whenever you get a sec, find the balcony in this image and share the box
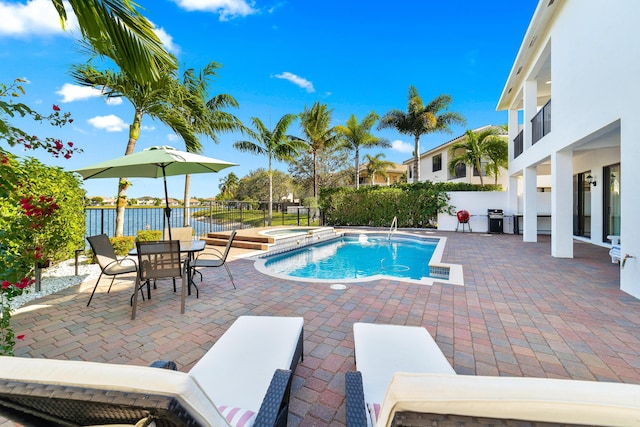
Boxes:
[531,99,551,145]
[514,130,524,158]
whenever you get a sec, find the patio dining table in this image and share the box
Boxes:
[128,240,206,298]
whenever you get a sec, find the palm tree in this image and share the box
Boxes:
[52,0,176,82]
[234,115,305,225]
[70,63,203,236]
[299,102,339,198]
[178,63,244,225]
[218,172,239,199]
[448,127,507,186]
[335,112,389,189]
[482,132,508,185]
[364,153,395,185]
[378,86,465,183]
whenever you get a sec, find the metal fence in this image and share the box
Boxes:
[85,200,320,242]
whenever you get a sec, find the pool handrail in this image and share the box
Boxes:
[387,216,398,240]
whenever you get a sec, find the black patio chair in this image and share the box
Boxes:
[86,234,138,307]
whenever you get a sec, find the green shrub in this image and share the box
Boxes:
[320,181,454,228]
[136,229,162,242]
[110,236,135,256]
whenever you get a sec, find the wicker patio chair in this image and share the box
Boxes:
[132,240,188,320]
[86,233,138,307]
[191,230,237,289]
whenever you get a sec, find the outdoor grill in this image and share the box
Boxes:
[488,209,504,234]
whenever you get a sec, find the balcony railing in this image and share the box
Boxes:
[531,99,551,145]
[514,130,524,158]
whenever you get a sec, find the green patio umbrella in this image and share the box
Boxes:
[74,145,238,239]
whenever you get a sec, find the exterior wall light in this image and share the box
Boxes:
[586,174,597,186]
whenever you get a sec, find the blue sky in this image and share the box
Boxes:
[0,0,538,199]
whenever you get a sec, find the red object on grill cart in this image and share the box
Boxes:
[457,210,470,223]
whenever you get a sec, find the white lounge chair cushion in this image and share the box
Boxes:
[353,323,455,412]
[377,373,640,427]
[189,315,304,412]
[0,356,230,427]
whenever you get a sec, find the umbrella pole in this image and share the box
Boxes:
[162,166,172,240]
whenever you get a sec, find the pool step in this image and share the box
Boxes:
[204,231,272,250]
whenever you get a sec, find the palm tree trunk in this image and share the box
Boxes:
[355,147,360,189]
[413,135,421,183]
[268,156,273,226]
[476,160,484,186]
[115,111,142,237]
[313,150,318,198]
[183,174,191,226]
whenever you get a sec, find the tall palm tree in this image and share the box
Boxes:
[299,102,339,198]
[218,172,239,199]
[70,63,202,236]
[364,153,395,185]
[378,86,466,183]
[335,112,389,189]
[52,0,176,82]
[234,115,305,225]
[178,63,244,225]
[448,127,507,186]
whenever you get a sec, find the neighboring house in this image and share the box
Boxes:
[136,196,157,206]
[496,0,636,297]
[404,125,508,187]
[358,162,408,186]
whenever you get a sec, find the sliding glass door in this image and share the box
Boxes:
[603,163,621,240]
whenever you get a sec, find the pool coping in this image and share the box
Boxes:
[251,231,464,287]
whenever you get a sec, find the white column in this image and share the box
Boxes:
[551,150,573,258]
[522,166,538,242]
[621,120,640,298]
[507,175,520,234]
[523,80,538,150]
[507,109,519,162]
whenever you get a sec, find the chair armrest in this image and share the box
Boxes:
[195,247,224,262]
[345,371,368,427]
[254,369,293,427]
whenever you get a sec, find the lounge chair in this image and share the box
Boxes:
[346,322,640,426]
[0,315,304,427]
[86,233,138,307]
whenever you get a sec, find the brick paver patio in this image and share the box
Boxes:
[3,229,640,426]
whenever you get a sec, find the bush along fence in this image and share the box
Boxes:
[319,182,497,228]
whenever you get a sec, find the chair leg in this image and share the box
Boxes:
[224,264,236,289]
[106,276,117,293]
[131,277,140,320]
[86,273,104,307]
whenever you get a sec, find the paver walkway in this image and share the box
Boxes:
[3,230,640,426]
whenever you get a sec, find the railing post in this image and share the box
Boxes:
[297,208,300,226]
[100,208,105,235]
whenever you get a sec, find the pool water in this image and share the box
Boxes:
[262,234,437,281]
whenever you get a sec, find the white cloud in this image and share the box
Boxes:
[56,83,102,103]
[274,72,315,93]
[141,125,156,131]
[152,23,180,54]
[173,0,256,21]
[391,139,413,154]
[0,0,78,37]
[88,115,128,132]
[105,97,123,106]
[167,134,179,142]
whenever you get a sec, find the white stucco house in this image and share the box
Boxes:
[496,0,638,297]
[405,125,508,188]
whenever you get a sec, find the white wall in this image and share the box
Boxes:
[438,192,508,233]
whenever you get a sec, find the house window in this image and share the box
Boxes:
[453,163,466,178]
[432,154,442,172]
[473,162,488,176]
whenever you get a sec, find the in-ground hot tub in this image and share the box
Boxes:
[259,227,341,255]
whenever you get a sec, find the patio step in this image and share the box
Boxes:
[204,232,271,250]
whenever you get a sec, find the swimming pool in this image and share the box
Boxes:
[255,233,459,284]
